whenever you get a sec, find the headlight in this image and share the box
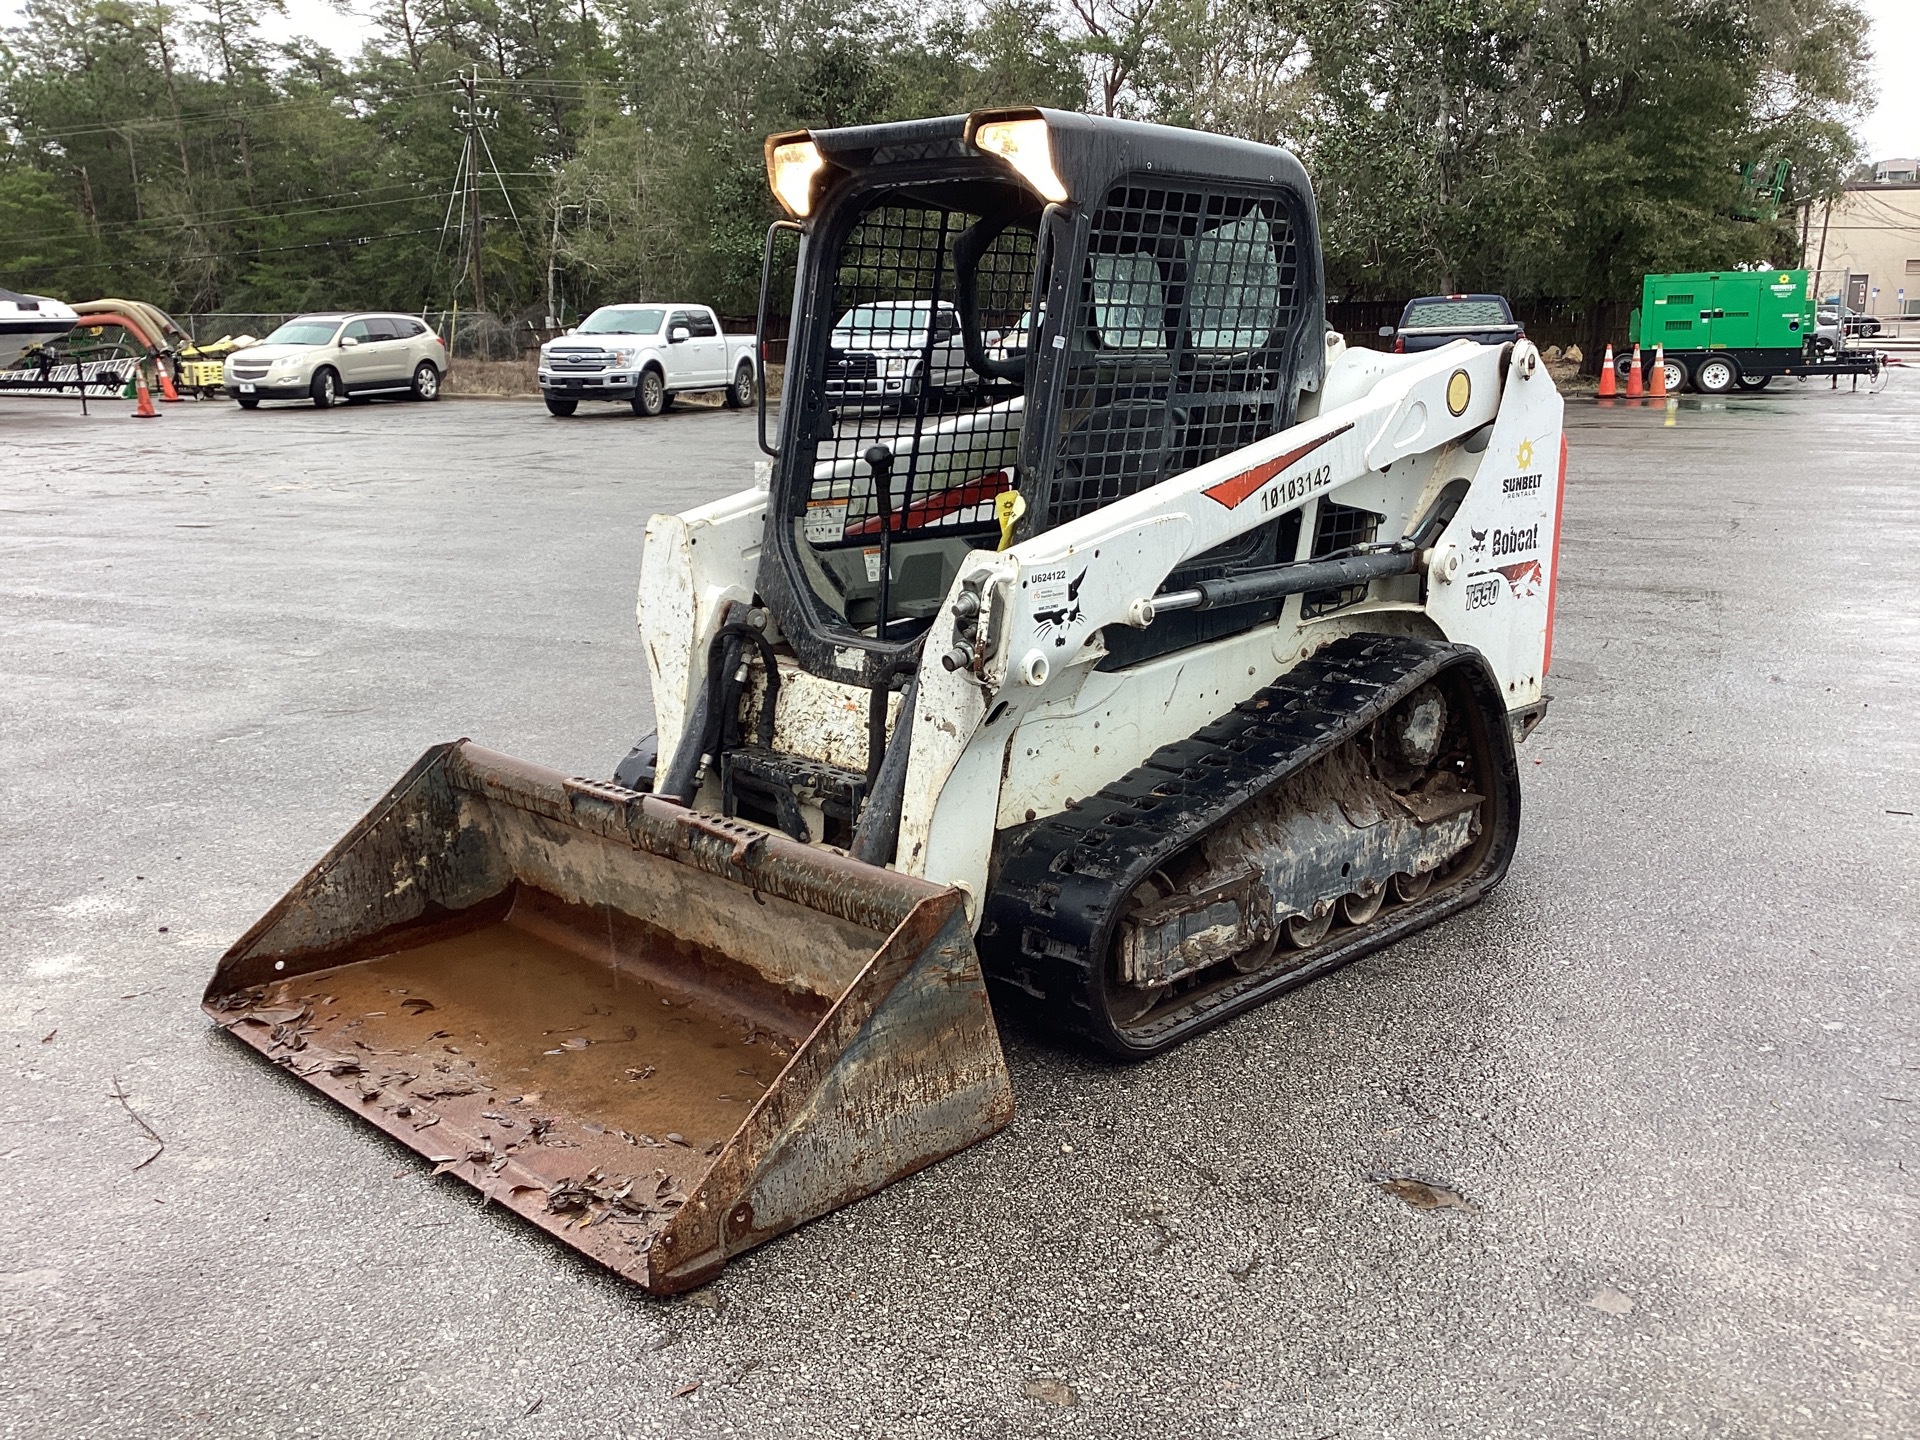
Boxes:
[608,348,638,366]
[765,133,826,218]
[967,112,1068,204]
[879,356,915,377]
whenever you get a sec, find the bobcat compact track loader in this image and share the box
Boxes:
[206,109,1565,1292]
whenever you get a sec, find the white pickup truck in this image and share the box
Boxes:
[538,303,757,418]
[824,300,972,407]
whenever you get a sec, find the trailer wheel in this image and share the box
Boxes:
[236,395,260,410]
[1693,356,1737,394]
[1736,374,1772,392]
[1661,357,1689,394]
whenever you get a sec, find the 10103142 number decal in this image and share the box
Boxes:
[1260,463,1332,512]
[1465,578,1500,612]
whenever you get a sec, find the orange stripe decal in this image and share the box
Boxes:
[1543,432,1568,675]
[1201,424,1353,510]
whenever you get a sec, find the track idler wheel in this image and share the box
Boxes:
[1391,870,1433,902]
[1284,905,1333,948]
[1340,885,1386,925]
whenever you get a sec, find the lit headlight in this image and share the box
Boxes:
[967,112,1068,204]
[765,133,826,218]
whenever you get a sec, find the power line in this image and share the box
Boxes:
[6,186,453,247]
[13,81,460,142]
[3,226,447,276]
[11,75,623,144]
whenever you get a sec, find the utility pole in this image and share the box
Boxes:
[458,70,490,316]
[79,165,99,237]
[547,198,565,329]
[1813,196,1834,305]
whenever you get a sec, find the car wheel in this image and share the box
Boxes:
[1693,356,1737,394]
[410,362,442,401]
[544,396,578,417]
[310,368,339,408]
[633,368,666,417]
[1661,357,1688,394]
[724,361,755,409]
[1736,374,1772,392]
[236,396,260,410]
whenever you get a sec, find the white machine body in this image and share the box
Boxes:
[639,335,1565,917]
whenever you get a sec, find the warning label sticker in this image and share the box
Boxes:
[1029,565,1071,613]
[804,500,848,544]
[863,548,884,584]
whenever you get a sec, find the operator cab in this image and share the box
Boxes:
[756,109,1328,688]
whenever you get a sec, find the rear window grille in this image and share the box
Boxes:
[1301,500,1381,617]
[1033,181,1305,550]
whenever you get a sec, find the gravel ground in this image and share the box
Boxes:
[1,373,1915,1438]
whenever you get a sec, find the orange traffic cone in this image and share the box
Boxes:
[1625,343,1644,399]
[1598,343,1618,398]
[131,362,160,419]
[1649,344,1667,398]
[157,361,182,403]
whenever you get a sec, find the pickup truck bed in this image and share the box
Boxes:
[1386,294,1521,353]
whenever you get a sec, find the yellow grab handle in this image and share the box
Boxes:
[994,490,1027,551]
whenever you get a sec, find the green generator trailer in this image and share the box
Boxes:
[1624,268,1879,394]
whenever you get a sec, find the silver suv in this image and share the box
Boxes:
[225,313,449,408]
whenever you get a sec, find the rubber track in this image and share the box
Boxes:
[977,632,1522,1058]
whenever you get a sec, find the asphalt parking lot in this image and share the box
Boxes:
[3,375,1916,1439]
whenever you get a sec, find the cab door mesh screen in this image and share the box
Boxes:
[803,200,1033,546]
[787,195,1035,635]
[1031,182,1304,553]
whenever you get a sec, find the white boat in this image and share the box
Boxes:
[0,288,79,370]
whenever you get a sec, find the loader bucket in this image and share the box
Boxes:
[203,742,1013,1293]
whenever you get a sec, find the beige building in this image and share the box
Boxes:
[1801,178,1920,317]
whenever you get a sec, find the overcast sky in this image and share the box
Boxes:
[8,0,1919,160]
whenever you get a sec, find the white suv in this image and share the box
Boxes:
[225,313,449,409]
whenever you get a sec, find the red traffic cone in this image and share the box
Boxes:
[131,363,160,419]
[157,361,182,403]
[1625,343,1644,399]
[1649,344,1667,398]
[1598,343,1618,398]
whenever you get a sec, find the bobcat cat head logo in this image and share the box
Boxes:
[1034,568,1087,644]
[1469,527,1489,555]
